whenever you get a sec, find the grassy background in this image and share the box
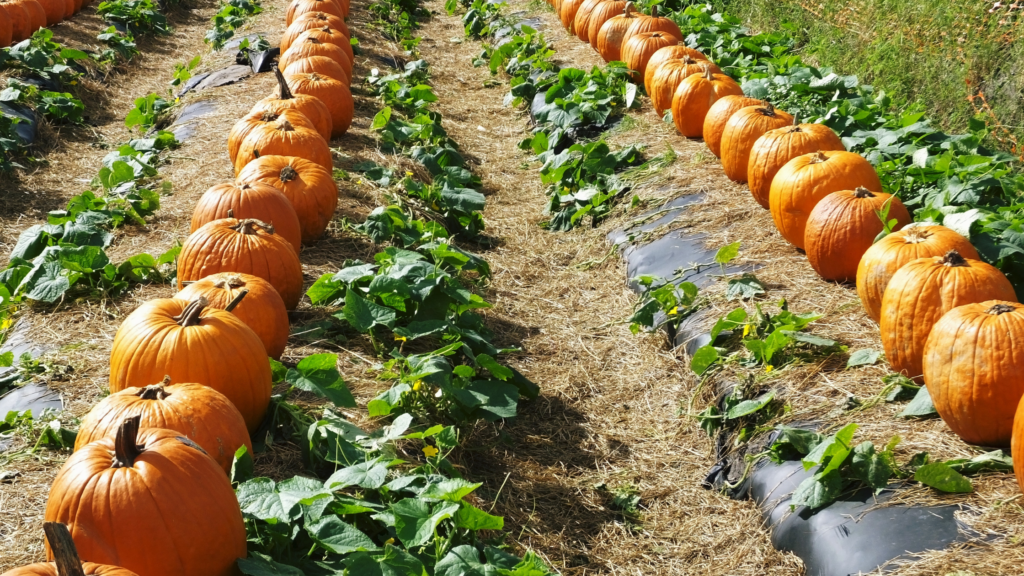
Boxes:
[709,0,1024,155]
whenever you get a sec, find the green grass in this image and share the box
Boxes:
[713,0,1024,154]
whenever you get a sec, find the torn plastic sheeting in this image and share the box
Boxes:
[188,65,253,92]
[241,47,280,74]
[0,102,37,144]
[221,33,268,51]
[607,193,705,247]
[621,228,752,293]
[167,100,218,142]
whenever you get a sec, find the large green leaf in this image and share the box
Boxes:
[915,462,973,493]
[342,287,397,332]
[325,457,390,490]
[392,499,460,548]
[306,515,381,554]
[285,353,355,408]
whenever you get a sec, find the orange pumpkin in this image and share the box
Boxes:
[669,66,742,136]
[747,122,845,208]
[621,31,679,82]
[289,27,354,69]
[278,35,353,78]
[1012,391,1024,491]
[925,301,1024,446]
[768,150,882,249]
[45,418,247,576]
[34,0,60,25]
[2,523,139,576]
[286,0,345,24]
[584,0,625,49]
[880,250,1017,380]
[233,116,333,174]
[177,218,305,310]
[643,45,710,96]
[109,296,273,431]
[0,4,12,48]
[572,0,610,41]
[804,187,911,282]
[60,0,72,19]
[856,225,979,322]
[622,5,682,48]
[595,2,642,62]
[702,95,760,158]
[227,108,319,165]
[236,155,338,244]
[283,54,350,85]
[75,379,252,473]
[253,66,333,142]
[1,2,28,44]
[720,102,795,183]
[282,12,350,53]
[16,0,43,34]
[649,56,721,117]
[190,181,303,253]
[177,273,290,359]
[559,0,586,32]
[284,71,353,138]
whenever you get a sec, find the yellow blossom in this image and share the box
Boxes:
[743,324,751,337]
[69,80,77,85]
[610,101,617,106]
[413,380,423,391]
[406,171,413,176]
[765,365,774,373]
[668,306,678,316]
[385,538,395,545]
[394,335,407,342]
[357,179,363,184]
[422,445,439,457]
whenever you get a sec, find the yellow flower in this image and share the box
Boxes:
[413,380,423,391]
[69,80,77,85]
[765,365,774,373]
[668,306,678,316]
[1,317,12,331]
[357,179,363,184]
[743,324,751,337]
[431,202,440,210]
[394,335,407,342]
[406,171,413,176]
[385,538,395,545]
[610,101,617,106]
[422,445,439,457]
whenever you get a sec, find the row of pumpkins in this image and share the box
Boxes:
[0,0,94,48]
[552,0,1024,490]
[4,0,359,573]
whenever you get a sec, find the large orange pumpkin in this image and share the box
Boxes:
[282,13,350,53]
[880,250,1017,380]
[925,301,1024,447]
[233,116,333,174]
[190,181,302,253]
[75,379,252,473]
[0,5,14,48]
[283,55,350,85]
[236,155,338,244]
[109,296,273,431]
[573,0,612,42]
[747,123,845,208]
[34,0,60,25]
[622,5,682,48]
[227,108,319,166]
[278,35,353,78]
[621,31,679,82]
[2,523,139,576]
[720,103,795,183]
[1,2,28,43]
[45,418,247,576]
[584,0,625,49]
[768,150,882,249]
[177,218,305,310]
[289,27,354,69]
[286,0,345,24]
[856,225,979,322]
[17,0,43,34]
[670,66,742,136]
[643,45,710,96]
[177,272,290,360]
[804,187,911,282]
[253,66,333,143]
[284,71,353,138]
[559,0,586,32]
[595,2,642,62]
[702,95,760,158]
[1012,392,1024,492]
[649,56,721,117]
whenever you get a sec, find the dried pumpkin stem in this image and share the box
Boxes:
[43,522,87,576]
[231,218,275,235]
[988,303,1016,315]
[225,288,250,312]
[758,102,777,117]
[624,2,633,16]
[214,274,246,289]
[809,151,828,164]
[701,65,714,80]
[903,226,931,244]
[174,297,209,327]
[259,111,280,122]
[279,165,298,183]
[651,4,658,17]
[138,382,170,400]
[112,415,144,469]
[854,186,875,198]
[941,250,969,267]
[273,65,294,100]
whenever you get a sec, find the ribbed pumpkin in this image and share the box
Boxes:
[177,218,304,310]
[253,67,333,142]
[284,71,353,138]
[768,151,882,249]
[177,273,290,359]
[880,250,1017,380]
[0,5,12,48]
[622,5,682,47]
[595,2,642,62]
[278,35,353,78]
[572,0,609,41]
[621,31,679,82]
[2,523,139,576]
[281,13,350,53]
[290,27,354,68]
[45,418,247,576]
[75,379,252,473]
[856,225,979,322]
[649,56,721,117]
[227,108,319,165]
[15,0,43,34]
[804,187,911,282]
[924,301,1024,447]
[109,296,273,431]
[584,0,624,48]
[1,2,27,44]
[1012,394,1024,492]
[670,66,742,136]
[643,44,707,92]
[747,122,845,208]
[559,0,586,32]
[236,155,338,244]
[233,116,333,174]
[702,95,760,158]
[35,0,61,25]
[190,181,303,253]
[720,102,795,183]
[60,0,72,19]
[283,54,350,85]
[286,0,345,24]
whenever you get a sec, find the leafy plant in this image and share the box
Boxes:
[206,0,264,50]
[170,54,202,92]
[97,0,171,36]
[97,27,139,64]
[124,93,171,132]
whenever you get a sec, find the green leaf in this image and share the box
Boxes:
[915,462,973,493]
[690,345,719,375]
[419,478,481,502]
[392,499,460,547]
[435,545,491,576]
[237,555,305,576]
[476,353,512,380]
[784,331,837,347]
[714,241,740,265]
[725,274,765,300]
[455,502,504,530]
[725,390,775,419]
[850,442,893,490]
[236,477,331,524]
[21,261,71,303]
[325,457,390,490]
[342,287,397,332]
[230,445,253,484]
[306,515,381,554]
[899,385,938,418]
[790,468,843,509]
[847,349,882,368]
[286,353,356,408]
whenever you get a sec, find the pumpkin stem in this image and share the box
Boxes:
[758,102,777,117]
[624,2,633,16]
[276,119,296,132]
[941,250,969,267]
[112,415,144,469]
[225,288,250,312]
[231,218,276,236]
[43,522,87,576]
[319,25,330,33]
[259,111,280,122]
[987,303,1016,315]
[809,151,828,164]
[137,378,171,401]
[174,297,209,327]
[651,4,657,17]
[854,186,875,198]
[272,65,294,100]
[902,226,931,244]
[279,165,298,183]
[701,64,714,80]
[227,208,235,218]
[214,274,247,289]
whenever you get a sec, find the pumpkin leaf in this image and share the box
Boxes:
[345,545,427,576]
[790,468,843,510]
[434,545,492,576]
[898,385,938,418]
[419,478,481,502]
[237,554,305,576]
[306,515,381,554]
[690,344,719,375]
[847,349,881,368]
[714,241,740,265]
[230,445,253,485]
[915,462,973,493]
[850,441,892,490]
[725,274,765,300]
[342,287,397,333]
[392,499,460,547]
[325,457,391,490]
[455,502,504,531]
[286,353,356,408]
[725,390,775,419]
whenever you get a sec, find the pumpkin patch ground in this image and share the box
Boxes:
[1,0,1024,574]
